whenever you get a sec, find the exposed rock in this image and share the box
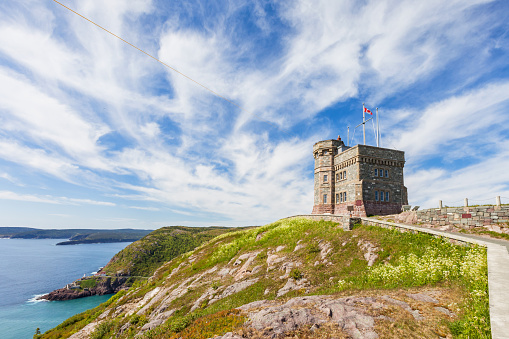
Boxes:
[276,278,310,297]
[357,239,380,266]
[209,278,259,304]
[278,261,301,279]
[212,332,243,339]
[218,267,231,277]
[39,276,129,301]
[407,293,439,303]
[275,245,286,252]
[267,254,286,270]
[239,295,380,339]
[234,251,261,281]
[435,306,456,317]
[293,243,305,252]
[256,232,266,241]
[381,296,423,320]
[251,265,263,275]
[137,287,166,315]
[318,240,332,260]
[141,319,165,331]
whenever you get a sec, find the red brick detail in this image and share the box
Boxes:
[462,214,472,219]
[355,200,363,206]
[312,204,334,214]
[334,203,367,217]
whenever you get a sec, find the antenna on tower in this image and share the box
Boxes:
[376,107,379,147]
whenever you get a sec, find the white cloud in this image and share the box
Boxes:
[128,206,160,211]
[406,145,509,208]
[0,190,115,206]
[384,81,509,160]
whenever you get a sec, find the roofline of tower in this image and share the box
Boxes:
[313,139,344,147]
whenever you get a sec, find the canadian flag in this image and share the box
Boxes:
[364,107,372,115]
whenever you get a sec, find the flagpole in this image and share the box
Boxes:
[376,107,379,147]
[362,103,366,145]
[347,126,350,146]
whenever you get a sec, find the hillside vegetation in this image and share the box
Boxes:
[101,226,252,278]
[37,218,489,339]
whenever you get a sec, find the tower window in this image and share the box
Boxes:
[323,174,328,182]
[386,191,390,202]
[374,169,378,177]
[344,192,347,201]
[385,170,389,178]
[336,193,339,204]
[380,191,384,201]
[336,173,339,181]
[323,194,327,204]
[375,191,379,201]
[379,168,383,177]
[343,171,347,179]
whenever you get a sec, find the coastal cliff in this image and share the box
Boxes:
[39,277,129,301]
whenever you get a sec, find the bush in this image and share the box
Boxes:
[290,269,303,280]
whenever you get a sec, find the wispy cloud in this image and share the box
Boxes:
[0,191,115,206]
[0,0,507,227]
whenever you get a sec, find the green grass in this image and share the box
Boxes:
[79,278,97,289]
[460,228,509,241]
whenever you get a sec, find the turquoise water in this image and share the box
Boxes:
[0,238,131,338]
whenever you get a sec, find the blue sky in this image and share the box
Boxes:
[0,0,508,229]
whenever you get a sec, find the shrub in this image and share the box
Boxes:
[290,269,303,280]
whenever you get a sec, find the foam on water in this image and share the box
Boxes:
[27,294,49,304]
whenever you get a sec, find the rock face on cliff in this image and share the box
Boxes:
[39,277,129,301]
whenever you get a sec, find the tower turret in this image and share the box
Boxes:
[312,138,345,214]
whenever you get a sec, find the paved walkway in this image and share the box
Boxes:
[289,214,509,338]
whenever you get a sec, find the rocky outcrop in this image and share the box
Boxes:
[213,290,454,339]
[357,239,380,266]
[38,277,129,301]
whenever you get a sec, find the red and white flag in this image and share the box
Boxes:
[364,107,372,115]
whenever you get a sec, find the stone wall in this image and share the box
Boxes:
[416,205,509,229]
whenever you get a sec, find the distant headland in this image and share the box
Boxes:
[0,227,152,245]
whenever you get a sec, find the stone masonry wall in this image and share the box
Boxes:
[416,205,509,229]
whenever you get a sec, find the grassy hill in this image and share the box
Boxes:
[36,218,490,339]
[100,226,253,278]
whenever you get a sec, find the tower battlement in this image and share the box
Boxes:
[312,139,408,217]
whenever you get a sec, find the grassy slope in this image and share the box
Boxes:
[101,226,252,277]
[38,218,490,339]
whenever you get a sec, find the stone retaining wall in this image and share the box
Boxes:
[415,205,509,229]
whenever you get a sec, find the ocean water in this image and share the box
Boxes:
[0,238,131,339]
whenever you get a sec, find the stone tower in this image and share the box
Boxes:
[312,137,408,217]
